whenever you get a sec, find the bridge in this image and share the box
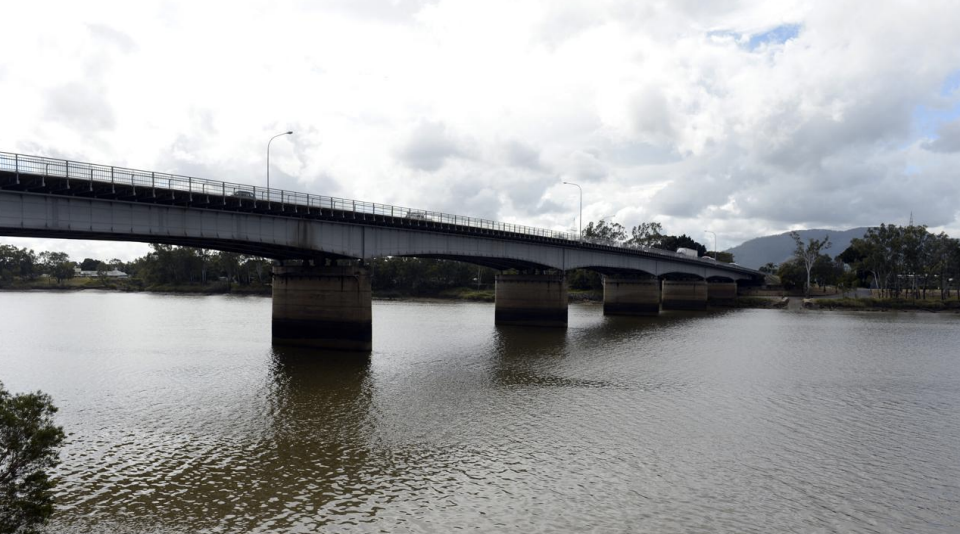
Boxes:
[0,152,762,351]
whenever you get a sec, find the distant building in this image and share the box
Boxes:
[73,266,129,278]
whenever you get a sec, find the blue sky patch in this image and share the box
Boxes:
[913,102,960,139]
[941,69,960,97]
[748,24,801,50]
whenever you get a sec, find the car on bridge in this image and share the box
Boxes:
[405,210,430,221]
[231,190,255,199]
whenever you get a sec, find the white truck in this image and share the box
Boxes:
[676,247,699,258]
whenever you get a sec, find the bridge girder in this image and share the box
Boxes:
[0,187,762,283]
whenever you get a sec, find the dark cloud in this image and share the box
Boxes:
[922,119,960,153]
[44,83,116,131]
[395,121,469,172]
[567,150,607,182]
[502,140,543,170]
[628,86,675,144]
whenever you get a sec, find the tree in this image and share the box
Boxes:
[811,254,842,290]
[776,260,806,291]
[78,258,100,271]
[624,222,663,249]
[96,262,110,286]
[790,231,831,297]
[0,246,38,283]
[0,382,65,534]
[759,263,779,275]
[582,219,626,246]
[37,252,74,286]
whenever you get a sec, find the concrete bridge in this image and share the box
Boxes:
[0,152,762,351]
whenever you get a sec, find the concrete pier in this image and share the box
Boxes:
[661,280,708,310]
[495,273,567,327]
[707,281,738,304]
[272,264,372,351]
[602,276,661,316]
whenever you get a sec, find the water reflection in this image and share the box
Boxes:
[258,347,376,531]
[0,294,954,533]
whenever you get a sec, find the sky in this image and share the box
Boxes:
[2,0,960,261]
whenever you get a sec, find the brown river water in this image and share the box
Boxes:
[1,291,959,533]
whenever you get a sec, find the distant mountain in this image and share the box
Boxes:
[726,227,871,270]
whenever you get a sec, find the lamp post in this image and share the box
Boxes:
[704,230,717,260]
[562,181,582,240]
[267,131,294,190]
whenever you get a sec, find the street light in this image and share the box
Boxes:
[704,230,717,260]
[267,131,294,190]
[562,181,582,240]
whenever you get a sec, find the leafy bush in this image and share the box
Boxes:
[0,382,65,534]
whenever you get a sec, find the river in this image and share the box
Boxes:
[1,291,959,533]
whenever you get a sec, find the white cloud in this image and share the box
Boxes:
[2,0,960,258]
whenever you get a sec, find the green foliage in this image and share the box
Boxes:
[582,219,627,245]
[842,224,960,300]
[776,259,806,291]
[0,246,38,284]
[0,382,66,534]
[37,252,74,286]
[78,258,99,271]
[727,296,780,308]
[758,262,779,274]
[370,257,496,296]
[624,222,664,248]
[131,245,270,287]
[567,269,602,290]
[811,254,843,288]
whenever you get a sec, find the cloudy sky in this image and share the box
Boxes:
[2,0,960,260]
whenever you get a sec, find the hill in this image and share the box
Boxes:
[726,227,870,269]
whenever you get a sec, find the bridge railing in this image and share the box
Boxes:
[0,152,580,242]
[0,151,756,273]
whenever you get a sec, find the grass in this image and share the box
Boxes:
[816,298,960,311]
[437,287,496,302]
[725,296,784,309]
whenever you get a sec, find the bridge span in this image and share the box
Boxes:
[1,152,762,351]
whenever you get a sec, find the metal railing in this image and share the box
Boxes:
[0,151,755,272]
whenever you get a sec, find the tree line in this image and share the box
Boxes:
[0,244,272,288]
[761,224,960,299]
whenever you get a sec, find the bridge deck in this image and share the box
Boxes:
[0,152,759,279]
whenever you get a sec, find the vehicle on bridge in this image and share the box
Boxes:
[404,210,430,221]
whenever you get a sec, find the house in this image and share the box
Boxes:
[73,266,129,278]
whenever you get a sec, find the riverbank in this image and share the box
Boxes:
[808,297,960,312]
[0,278,272,295]
[0,281,791,308]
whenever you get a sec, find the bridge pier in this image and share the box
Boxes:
[661,280,708,310]
[272,264,372,352]
[602,276,660,316]
[495,273,567,327]
[707,282,738,305]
